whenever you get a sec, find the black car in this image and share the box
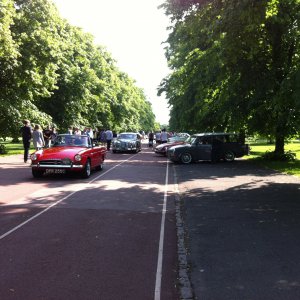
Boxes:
[167,133,249,164]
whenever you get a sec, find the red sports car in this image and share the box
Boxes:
[30,134,106,178]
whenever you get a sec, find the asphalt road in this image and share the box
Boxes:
[0,146,179,300]
[173,160,300,300]
[1,145,300,300]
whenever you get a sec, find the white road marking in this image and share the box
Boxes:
[0,154,139,241]
[154,159,169,300]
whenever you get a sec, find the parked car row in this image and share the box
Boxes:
[29,132,249,179]
[156,132,250,164]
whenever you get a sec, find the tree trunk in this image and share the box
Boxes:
[274,133,284,155]
[238,130,246,144]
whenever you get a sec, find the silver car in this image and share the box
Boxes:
[112,132,142,153]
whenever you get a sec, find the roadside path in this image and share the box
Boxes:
[174,160,300,300]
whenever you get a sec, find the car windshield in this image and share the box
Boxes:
[185,136,197,144]
[53,135,89,147]
[119,133,136,140]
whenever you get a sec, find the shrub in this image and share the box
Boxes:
[0,144,8,154]
[263,150,296,162]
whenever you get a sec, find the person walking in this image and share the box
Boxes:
[32,124,45,150]
[105,128,113,151]
[20,120,32,163]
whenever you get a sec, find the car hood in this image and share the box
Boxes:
[157,141,185,149]
[169,144,191,151]
[36,146,85,160]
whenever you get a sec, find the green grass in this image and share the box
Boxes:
[0,139,35,156]
[245,140,300,178]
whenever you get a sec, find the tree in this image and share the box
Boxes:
[160,0,300,155]
[0,0,156,138]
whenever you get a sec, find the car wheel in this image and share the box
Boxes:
[224,151,235,162]
[180,152,192,164]
[82,159,91,178]
[112,150,117,153]
[32,169,43,178]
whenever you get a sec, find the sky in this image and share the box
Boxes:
[51,0,171,125]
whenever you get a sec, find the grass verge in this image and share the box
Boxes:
[245,141,300,178]
[0,139,34,156]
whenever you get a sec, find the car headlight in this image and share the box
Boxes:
[74,154,82,161]
[31,153,38,161]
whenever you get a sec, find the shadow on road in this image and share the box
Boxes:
[174,161,300,300]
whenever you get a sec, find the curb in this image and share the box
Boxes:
[173,165,194,300]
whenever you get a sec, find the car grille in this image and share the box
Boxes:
[39,159,63,166]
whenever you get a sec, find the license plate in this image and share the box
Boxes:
[45,169,66,174]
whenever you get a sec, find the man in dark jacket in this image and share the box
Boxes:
[20,120,32,163]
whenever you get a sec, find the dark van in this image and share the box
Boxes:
[167,133,249,164]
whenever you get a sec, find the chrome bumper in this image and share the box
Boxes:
[31,163,83,169]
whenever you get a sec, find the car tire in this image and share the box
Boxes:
[112,150,117,153]
[82,159,91,178]
[32,169,43,178]
[180,152,192,164]
[224,151,235,162]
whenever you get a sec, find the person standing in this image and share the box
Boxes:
[105,128,113,151]
[51,126,58,144]
[148,131,154,147]
[160,128,168,144]
[32,124,45,150]
[43,125,52,148]
[155,131,161,145]
[20,120,32,163]
[74,127,81,135]
[67,126,73,134]
[100,129,106,143]
[86,127,93,139]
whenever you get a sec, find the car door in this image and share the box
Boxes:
[88,138,101,168]
[192,136,212,161]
